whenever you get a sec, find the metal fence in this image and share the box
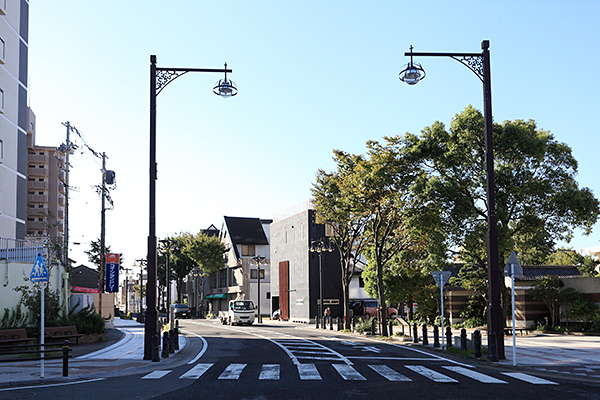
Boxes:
[0,237,46,263]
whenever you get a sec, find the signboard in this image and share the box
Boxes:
[504,251,523,278]
[431,271,451,288]
[105,253,120,293]
[30,254,49,283]
[323,299,340,305]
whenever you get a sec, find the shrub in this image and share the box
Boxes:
[354,317,374,333]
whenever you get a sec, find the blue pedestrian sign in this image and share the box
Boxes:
[30,254,49,282]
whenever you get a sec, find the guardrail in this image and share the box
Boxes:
[0,340,72,377]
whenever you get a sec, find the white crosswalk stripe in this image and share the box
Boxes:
[259,364,280,380]
[219,363,247,380]
[501,372,558,385]
[442,366,507,384]
[405,365,458,383]
[179,363,213,380]
[138,362,560,386]
[141,370,171,379]
[333,364,366,381]
[369,365,412,381]
[297,363,322,380]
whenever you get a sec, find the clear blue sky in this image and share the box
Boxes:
[28,1,600,270]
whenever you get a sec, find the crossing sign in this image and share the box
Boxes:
[30,254,49,283]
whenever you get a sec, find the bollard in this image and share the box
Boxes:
[174,320,180,351]
[62,340,70,377]
[316,316,319,329]
[352,317,356,332]
[473,330,482,358]
[413,323,418,343]
[330,317,333,331]
[460,328,467,351]
[488,331,499,361]
[162,331,170,358]
[152,334,160,362]
[371,318,376,336]
[445,326,452,348]
[422,324,429,345]
[433,325,440,348]
[169,329,175,353]
[388,320,393,337]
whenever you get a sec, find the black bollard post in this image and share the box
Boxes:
[445,326,452,348]
[330,317,333,330]
[488,331,499,362]
[174,320,180,351]
[152,334,160,362]
[371,318,376,336]
[388,320,393,337]
[169,329,175,353]
[460,328,467,351]
[316,316,319,329]
[62,340,70,377]
[473,330,482,358]
[413,323,418,343]
[352,317,356,332]
[433,325,440,348]
[422,324,429,345]
[162,331,170,358]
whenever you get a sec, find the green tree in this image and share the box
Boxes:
[84,239,124,271]
[312,150,370,329]
[545,247,600,277]
[401,106,599,303]
[530,276,564,327]
[168,234,196,304]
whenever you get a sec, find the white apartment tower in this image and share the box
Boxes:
[0,0,29,240]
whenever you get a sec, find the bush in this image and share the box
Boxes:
[60,306,105,335]
[354,317,374,334]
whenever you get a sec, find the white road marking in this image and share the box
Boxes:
[182,330,209,365]
[180,363,213,380]
[405,365,458,383]
[298,363,322,380]
[369,364,412,381]
[333,364,366,381]
[218,363,247,380]
[0,378,105,392]
[501,372,558,385]
[142,370,171,379]
[442,366,507,383]
[259,364,280,380]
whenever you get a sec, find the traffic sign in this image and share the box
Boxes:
[30,254,49,282]
[504,251,523,278]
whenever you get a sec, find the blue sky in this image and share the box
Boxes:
[28,1,600,270]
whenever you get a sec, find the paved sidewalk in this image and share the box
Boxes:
[0,318,189,388]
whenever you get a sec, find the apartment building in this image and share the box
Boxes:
[0,0,29,240]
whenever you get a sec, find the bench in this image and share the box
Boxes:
[0,329,35,345]
[504,327,531,336]
[44,326,85,344]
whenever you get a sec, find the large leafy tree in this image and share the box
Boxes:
[545,247,599,277]
[167,234,196,304]
[402,106,599,298]
[312,150,370,329]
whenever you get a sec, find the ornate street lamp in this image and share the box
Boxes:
[399,40,504,361]
[251,255,267,323]
[309,238,334,328]
[146,56,236,360]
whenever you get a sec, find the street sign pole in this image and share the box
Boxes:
[431,271,452,349]
[41,280,45,378]
[30,254,49,378]
[504,250,522,367]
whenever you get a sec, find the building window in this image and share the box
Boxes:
[266,292,271,300]
[359,276,365,288]
[250,268,265,279]
[242,245,255,257]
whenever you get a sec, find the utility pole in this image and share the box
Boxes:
[99,152,107,318]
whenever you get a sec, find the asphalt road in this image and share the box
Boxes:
[2,320,600,400]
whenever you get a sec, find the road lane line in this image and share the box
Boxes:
[142,370,171,379]
[218,363,247,380]
[259,364,280,380]
[442,366,507,383]
[182,330,209,364]
[0,378,105,392]
[333,364,366,381]
[180,363,213,380]
[501,372,558,385]
[298,364,322,380]
[369,365,412,381]
[405,365,458,383]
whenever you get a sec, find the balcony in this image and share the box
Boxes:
[27,194,48,203]
[27,207,46,217]
[28,154,48,163]
[26,221,46,231]
[27,180,48,190]
[27,167,48,177]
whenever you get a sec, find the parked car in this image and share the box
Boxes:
[173,304,190,319]
[362,300,397,319]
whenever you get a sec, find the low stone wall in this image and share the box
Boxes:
[78,332,107,344]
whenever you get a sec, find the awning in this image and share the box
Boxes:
[206,294,228,299]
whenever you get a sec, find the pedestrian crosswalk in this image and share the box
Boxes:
[141,362,559,385]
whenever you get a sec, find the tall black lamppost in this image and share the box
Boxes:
[159,238,174,328]
[399,40,504,360]
[309,238,333,328]
[146,55,237,360]
[251,255,267,323]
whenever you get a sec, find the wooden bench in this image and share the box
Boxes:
[0,329,34,345]
[504,327,531,336]
[44,326,85,344]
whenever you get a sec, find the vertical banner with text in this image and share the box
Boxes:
[105,253,120,293]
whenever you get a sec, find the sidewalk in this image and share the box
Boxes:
[0,318,189,389]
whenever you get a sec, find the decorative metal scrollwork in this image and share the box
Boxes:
[156,70,189,95]
[450,55,484,82]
